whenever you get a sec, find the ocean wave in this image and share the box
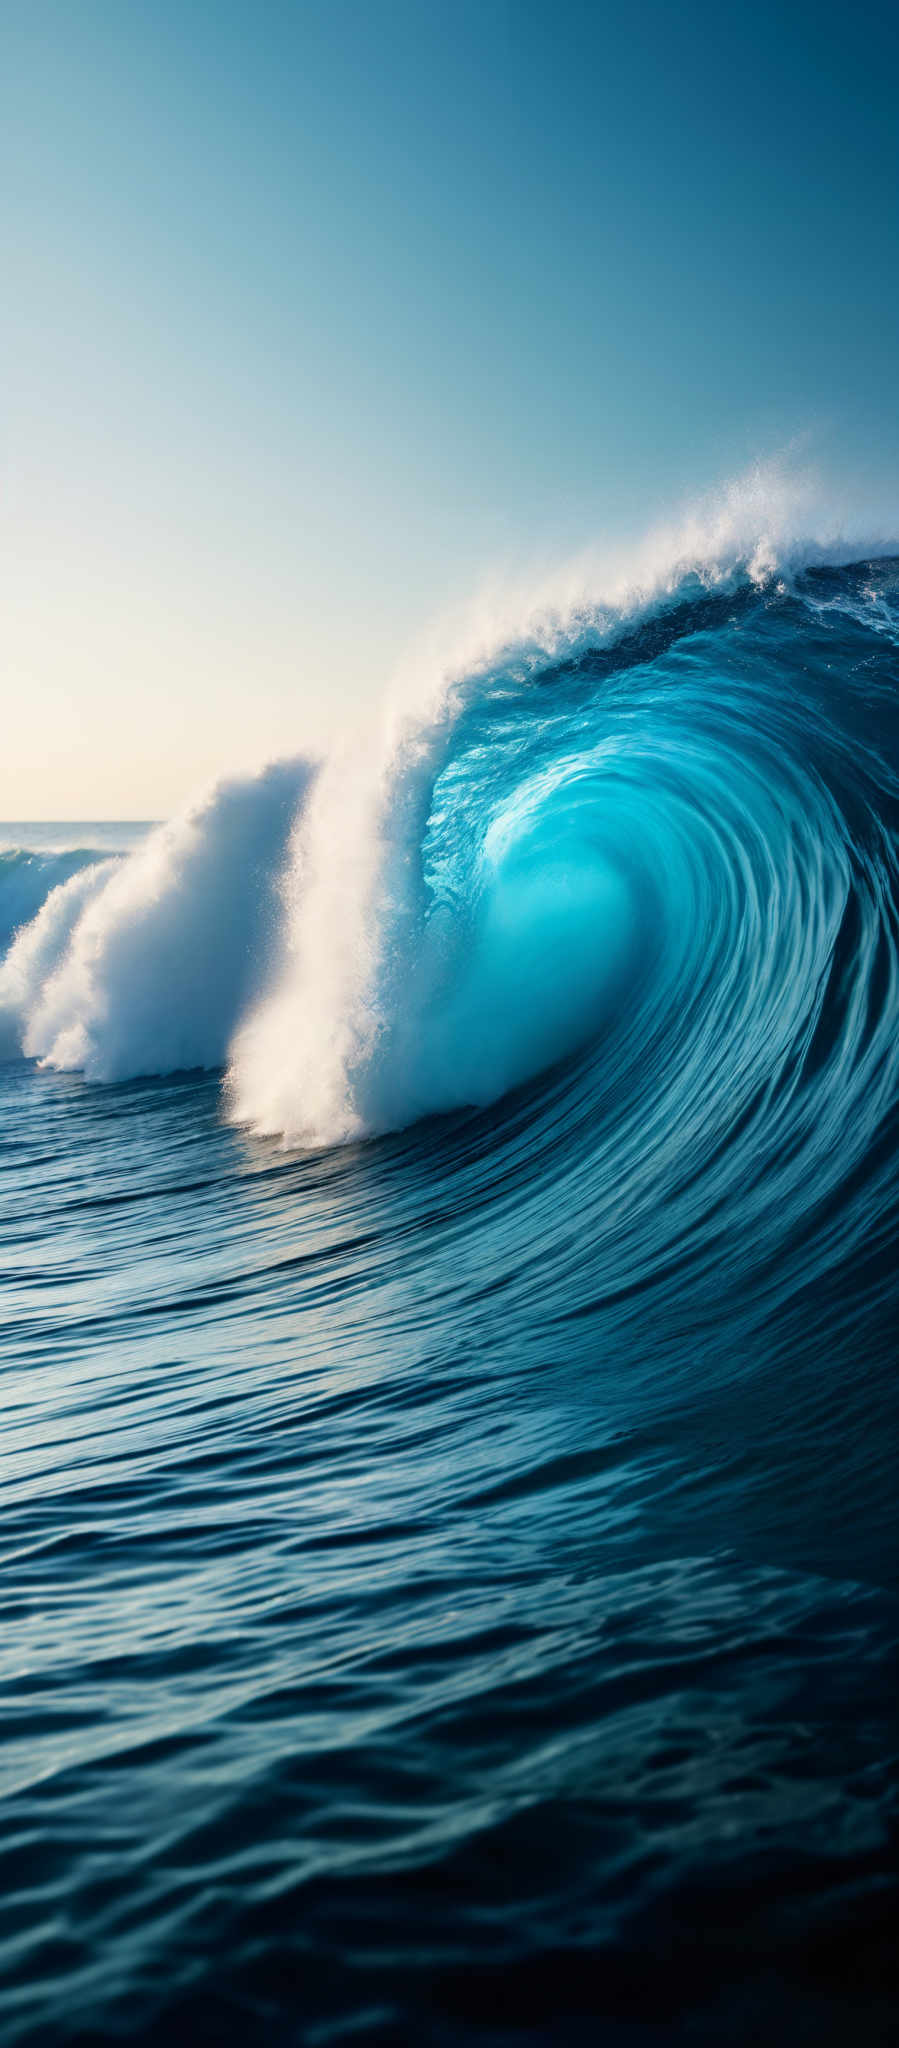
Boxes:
[3,470,898,1188]
[227,470,899,1145]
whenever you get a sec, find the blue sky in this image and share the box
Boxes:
[3,0,898,814]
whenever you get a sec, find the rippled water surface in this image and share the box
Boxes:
[2,559,898,2044]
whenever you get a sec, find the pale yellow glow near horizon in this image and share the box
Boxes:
[1,343,489,820]
[1,490,432,820]
[2,580,372,821]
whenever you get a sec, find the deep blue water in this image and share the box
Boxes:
[2,558,898,2043]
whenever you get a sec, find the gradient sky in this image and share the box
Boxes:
[3,0,898,817]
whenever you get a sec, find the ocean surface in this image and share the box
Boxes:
[2,528,898,2042]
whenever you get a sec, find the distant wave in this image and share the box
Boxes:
[0,762,315,1076]
[0,848,110,959]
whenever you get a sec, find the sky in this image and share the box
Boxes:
[2,0,898,818]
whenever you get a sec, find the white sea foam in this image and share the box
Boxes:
[0,758,315,1078]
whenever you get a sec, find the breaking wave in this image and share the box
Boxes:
[3,470,898,1186]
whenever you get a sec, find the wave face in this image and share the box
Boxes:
[2,492,899,2045]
